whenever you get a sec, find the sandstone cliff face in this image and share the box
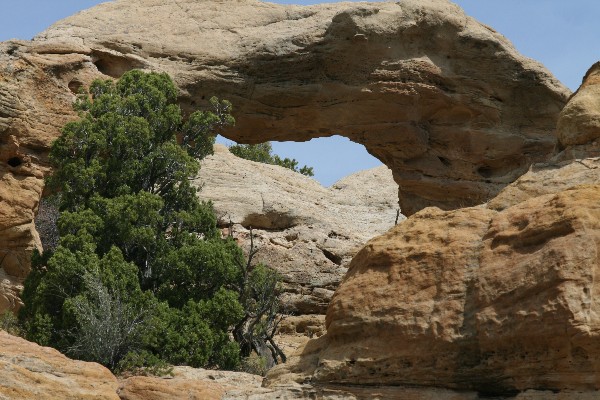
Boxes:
[1,1,597,398]
[267,184,600,398]
[195,144,399,316]
[0,41,98,313]
[0,0,570,314]
[259,60,600,398]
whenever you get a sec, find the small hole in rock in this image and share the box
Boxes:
[7,157,23,167]
[68,80,83,94]
[438,156,451,167]
[477,165,493,178]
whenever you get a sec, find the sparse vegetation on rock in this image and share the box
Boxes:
[229,142,314,177]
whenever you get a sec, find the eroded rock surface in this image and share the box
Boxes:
[0,330,119,400]
[118,366,263,400]
[556,62,600,159]
[0,0,570,313]
[195,145,399,316]
[0,40,99,313]
[266,184,600,397]
[489,157,600,211]
[34,0,569,215]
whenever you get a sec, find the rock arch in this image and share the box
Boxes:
[35,0,569,214]
[0,0,570,312]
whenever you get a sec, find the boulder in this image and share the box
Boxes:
[267,184,600,397]
[0,330,119,400]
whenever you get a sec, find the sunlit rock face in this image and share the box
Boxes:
[195,144,399,316]
[0,330,119,399]
[35,0,569,215]
[267,183,600,397]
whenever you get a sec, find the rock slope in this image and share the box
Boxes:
[0,330,265,400]
[195,144,399,316]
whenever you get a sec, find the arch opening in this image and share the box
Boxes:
[7,157,22,168]
[218,135,384,188]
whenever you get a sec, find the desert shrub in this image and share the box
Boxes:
[240,353,269,376]
[0,311,22,336]
[20,70,281,373]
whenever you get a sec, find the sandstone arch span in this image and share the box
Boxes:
[35,0,570,214]
[0,0,569,312]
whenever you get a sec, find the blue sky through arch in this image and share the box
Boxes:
[2,0,596,185]
[217,135,382,187]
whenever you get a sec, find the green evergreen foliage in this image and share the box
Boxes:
[19,70,274,373]
[228,142,314,177]
[0,311,22,336]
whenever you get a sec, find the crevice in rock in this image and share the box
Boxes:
[320,247,342,265]
[68,79,83,94]
[438,156,451,167]
[241,212,296,231]
[7,157,22,168]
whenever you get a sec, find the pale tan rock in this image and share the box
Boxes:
[195,145,400,314]
[117,376,224,400]
[118,366,263,400]
[268,185,600,395]
[556,62,600,158]
[0,330,119,400]
[36,0,569,215]
[488,158,600,210]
